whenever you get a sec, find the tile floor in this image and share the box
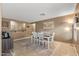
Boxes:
[13,39,78,56]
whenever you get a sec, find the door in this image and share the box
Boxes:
[0,3,2,56]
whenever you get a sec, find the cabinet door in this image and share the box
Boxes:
[2,21,9,28]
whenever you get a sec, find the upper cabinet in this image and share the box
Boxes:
[10,21,26,31]
[2,20,10,28]
[2,19,26,31]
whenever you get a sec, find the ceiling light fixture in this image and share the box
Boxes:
[40,13,46,16]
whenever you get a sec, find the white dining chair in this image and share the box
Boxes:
[38,32,44,46]
[43,32,55,49]
[31,32,38,44]
[49,32,55,48]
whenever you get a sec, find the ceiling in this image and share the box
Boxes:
[2,3,76,22]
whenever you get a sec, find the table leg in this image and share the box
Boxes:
[48,39,50,49]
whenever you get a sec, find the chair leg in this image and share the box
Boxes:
[41,41,44,47]
[39,41,40,46]
[38,40,39,45]
[44,42,45,47]
[31,38,32,43]
[40,41,42,46]
[36,40,39,45]
[48,41,50,49]
[34,39,36,44]
[49,42,52,49]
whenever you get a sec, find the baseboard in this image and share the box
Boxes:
[13,36,30,41]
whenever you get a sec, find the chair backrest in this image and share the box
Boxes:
[44,32,51,36]
[32,32,38,39]
[38,32,44,40]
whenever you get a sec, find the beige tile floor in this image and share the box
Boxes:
[14,39,78,56]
